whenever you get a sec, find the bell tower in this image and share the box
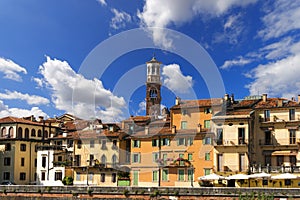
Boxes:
[146,56,162,116]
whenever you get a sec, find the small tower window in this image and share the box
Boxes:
[150,89,158,99]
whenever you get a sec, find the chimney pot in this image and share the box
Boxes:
[298,95,300,104]
[224,94,229,101]
[175,97,181,105]
[197,123,202,132]
[145,126,149,135]
[262,94,267,102]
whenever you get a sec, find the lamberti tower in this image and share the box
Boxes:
[145,56,162,116]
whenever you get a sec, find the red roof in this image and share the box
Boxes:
[171,98,223,109]
[0,116,42,125]
[255,98,300,109]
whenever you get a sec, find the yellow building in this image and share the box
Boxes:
[0,116,56,185]
[252,94,300,173]
[73,123,127,186]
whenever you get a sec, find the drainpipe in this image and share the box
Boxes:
[158,135,161,187]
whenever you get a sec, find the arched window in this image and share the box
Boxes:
[25,128,29,139]
[44,130,48,139]
[112,154,117,165]
[8,127,13,138]
[101,155,106,165]
[31,129,36,137]
[37,130,42,137]
[150,88,158,99]
[17,127,23,139]
[1,127,6,138]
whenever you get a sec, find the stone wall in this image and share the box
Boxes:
[0,186,300,199]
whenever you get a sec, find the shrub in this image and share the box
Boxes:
[62,176,73,185]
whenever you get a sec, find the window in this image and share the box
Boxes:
[216,129,223,145]
[181,121,187,129]
[37,130,42,137]
[238,128,245,144]
[41,172,46,181]
[42,156,47,168]
[77,140,82,149]
[204,108,212,114]
[161,138,170,146]
[100,173,105,182]
[289,109,295,121]
[203,137,211,145]
[152,139,158,147]
[25,128,29,139]
[89,155,94,166]
[204,120,210,128]
[35,159,37,167]
[5,143,11,151]
[67,139,73,147]
[112,154,117,165]
[177,138,185,146]
[3,172,10,180]
[112,140,117,149]
[152,170,158,182]
[178,169,185,181]
[89,172,93,181]
[20,143,26,151]
[152,152,159,163]
[187,137,193,146]
[204,169,211,175]
[4,157,11,166]
[162,169,168,181]
[289,129,296,144]
[20,172,26,181]
[179,153,184,166]
[182,109,188,115]
[90,140,94,148]
[101,155,106,164]
[21,157,25,166]
[55,172,62,181]
[44,130,48,138]
[75,155,81,166]
[217,154,223,172]
[265,130,271,145]
[132,153,140,163]
[133,140,140,148]
[112,173,117,183]
[239,154,245,172]
[1,127,6,138]
[264,110,270,122]
[76,172,81,181]
[17,127,22,139]
[188,169,193,181]
[58,156,62,162]
[8,127,13,138]
[205,153,210,161]
[188,153,193,161]
[163,154,168,163]
[31,129,36,137]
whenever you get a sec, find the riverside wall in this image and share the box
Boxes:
[0,186,300,199]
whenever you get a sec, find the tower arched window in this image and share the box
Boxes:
[112,154,117,165]
[150,88,158,99]
[17,127,23,139]
[8,127,13,138]
[25,128,29,139]
[1,127,6,138]
[37,130,42,137]
[31,129,36,137]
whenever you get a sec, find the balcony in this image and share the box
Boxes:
[214,139,248,147]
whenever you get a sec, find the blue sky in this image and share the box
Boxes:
[0,0,300,122]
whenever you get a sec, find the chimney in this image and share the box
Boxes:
[262,94,267,102]
[38,116,44,122]
[277,99,283,107]
[224,94,229,101]
[172,125,176,134]
[145,126,149,135]
[197,123,202,133]
[230,94,235,104]
[291,97,295,102]
[175,97,181,105]
[298,95,300,103]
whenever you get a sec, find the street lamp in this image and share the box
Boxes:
[86,160,90,186]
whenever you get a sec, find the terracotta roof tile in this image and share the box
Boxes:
[171,98,223,109]
[0,116,42,125]
[255,98,300,109]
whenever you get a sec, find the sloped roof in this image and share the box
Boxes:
[255,98,300,109]
[171,98,223,109]
[0,116,42,125]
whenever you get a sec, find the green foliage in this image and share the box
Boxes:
[123,189,129,197]
[62,176,73,185]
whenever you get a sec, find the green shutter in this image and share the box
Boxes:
[162,169,168,181]
[153,171,158,182]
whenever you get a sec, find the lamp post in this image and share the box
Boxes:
[190,165,194,187]
[86,160,90,186]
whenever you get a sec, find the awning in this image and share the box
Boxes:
[271,151,297,156]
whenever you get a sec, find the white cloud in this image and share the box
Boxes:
[0,100,48,119]
[0,57,27,81]
[258,1,300,40]
[96,0,106,6]
[162,64,193,94]
[259,37,293,60]
[38,56,126,122]
[138,101,146,114]
[138,0,257,48]
[214,14,244,45]
[246,54,300,98]
[220,57,252,69]
[0,90,50,105]
[110,8,132,30]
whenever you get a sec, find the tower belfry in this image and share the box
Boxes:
[145,56,162,116]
